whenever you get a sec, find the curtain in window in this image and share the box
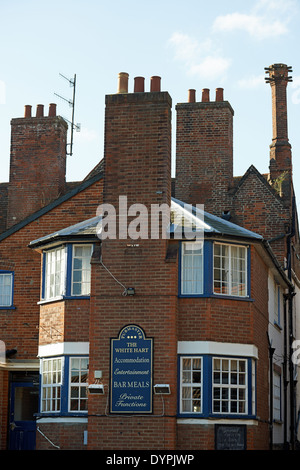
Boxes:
[182,242,203,294]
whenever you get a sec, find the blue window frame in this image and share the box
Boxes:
[179,240,251,299]
[0,270,14,308]
[178,355,256,419]
[39,355,88,416]
[42,243,93,301]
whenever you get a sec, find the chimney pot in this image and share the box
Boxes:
[134,77,145,93]
[202,88,210,102]
[24,105,32,118]
[36,104,44,117]
[150,76,161,92]
[48,103,57,117]
[216,88,224,102]
[118,72,129,94]
[188,89,196,103]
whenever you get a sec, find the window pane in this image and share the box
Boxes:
[0,273,13,306]
[212,357,247,415]
[214,244,247,297]
[41,358,62,413]
[45,247,65,299]
[181,357,202,414]
[182,242,203,294]
[69,357,89,412]
[72,245,92,296]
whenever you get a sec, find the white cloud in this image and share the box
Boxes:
[213,0,297,40]
[237,74,265,89]
[213,12,287,40]
[168,32,231,80]
[76,127,99,143]
[189,56,231,81]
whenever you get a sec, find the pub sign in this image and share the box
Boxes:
[110,325,153,413]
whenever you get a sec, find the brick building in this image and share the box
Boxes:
[0,64,299,450]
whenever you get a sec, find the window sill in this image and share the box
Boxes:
[179,293,254,302]
[177,417,258,425]
[0,306,16,310]
[274,321,282,331]
[36,414,88,424]
[38,295,90,305]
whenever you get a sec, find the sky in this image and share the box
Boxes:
[1,0,300,210]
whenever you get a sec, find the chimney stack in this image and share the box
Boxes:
[175,87,234,216]
[7,104,68,228]
[104,73,171,213]
[265,63,293,199]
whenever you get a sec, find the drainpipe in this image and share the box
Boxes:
[267,332,275,450]
[287,195,296,450]
[283,292,289,448]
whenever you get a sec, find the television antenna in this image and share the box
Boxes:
[54,73,81,156]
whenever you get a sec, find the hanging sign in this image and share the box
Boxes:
[110,325,153,413]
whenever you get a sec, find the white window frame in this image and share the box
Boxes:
[44,246,66,300]
[71,245,92,297]
[180,356,203,414]
[273,371,281,421]
[0,272,13,307]
[213,243,248,297]
[68,357,89,412]
[274,283,281,326]
[212,357,248,415]
[181,241,204,295]
[41,357,63,413]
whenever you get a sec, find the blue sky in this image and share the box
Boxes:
[1,0,300,209]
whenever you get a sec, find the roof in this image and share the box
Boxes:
[170,198,262,240]
[29,215,102,248]
[0,171,103,243]
[29,197,262,249]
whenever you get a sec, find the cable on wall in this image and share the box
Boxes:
[100,257,128,296]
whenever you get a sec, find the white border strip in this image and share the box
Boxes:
[177,341,258,359]
[38,342,89,358]
[37,417,88,424]
[177,419,258,426]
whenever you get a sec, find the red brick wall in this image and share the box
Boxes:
[232,170,289,264]
[175,96,234,217]
[36,422,87,450]
[0,178,103,450]
[87,87,179,449]
[0,178,103,357]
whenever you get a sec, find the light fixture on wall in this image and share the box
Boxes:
[154,384,171,394]
[126,287,135,295]
[88,383,104,394]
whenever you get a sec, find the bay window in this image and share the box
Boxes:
[179,354,256,418]
[180,241,249,298]
[40,355,89,415]
[42,244,93,300]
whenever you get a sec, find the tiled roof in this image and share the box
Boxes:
[29,197,262,248]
